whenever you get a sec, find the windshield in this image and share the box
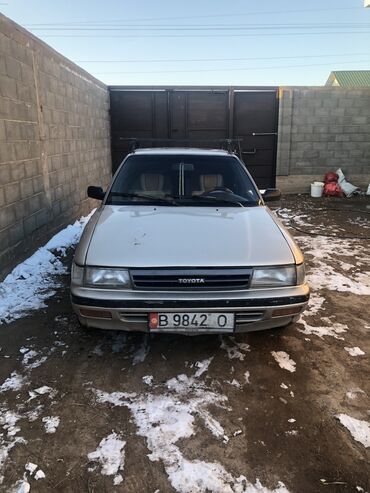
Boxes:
[106,154,260,206]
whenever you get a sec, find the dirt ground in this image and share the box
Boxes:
[0,194,369,493]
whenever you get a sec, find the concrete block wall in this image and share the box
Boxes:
[276,86,370,192]
[0,13,111,279]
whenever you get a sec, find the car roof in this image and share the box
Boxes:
[131,147,235,157]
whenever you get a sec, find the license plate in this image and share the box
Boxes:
[149,312,234,331]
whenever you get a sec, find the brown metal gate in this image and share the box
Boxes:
[110,87,278,189]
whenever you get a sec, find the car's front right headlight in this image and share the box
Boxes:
[251,265,296,288]
[84,267,131,289]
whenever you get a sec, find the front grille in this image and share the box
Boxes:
[130,268,252,291]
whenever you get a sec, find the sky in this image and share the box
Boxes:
[0,0,370,86]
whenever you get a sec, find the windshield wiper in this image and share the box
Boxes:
[108,192,179,206]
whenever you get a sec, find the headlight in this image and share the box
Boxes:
[84,267,131,288]
[251,265,296,288]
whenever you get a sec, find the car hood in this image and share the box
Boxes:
[84,205,294,267]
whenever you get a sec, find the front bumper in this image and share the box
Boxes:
[71,283,310,334]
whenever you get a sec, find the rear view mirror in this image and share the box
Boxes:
[87,186,105,201]
[262,188,281,202]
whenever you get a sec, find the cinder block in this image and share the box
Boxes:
[5,56,22,81]
[23,213,37,235]
[4,181,21,205]
[9,221,24,245]
[20,178,34,198]
[0,204,16,229]
[0,74,17,99]
[0,164,11,184]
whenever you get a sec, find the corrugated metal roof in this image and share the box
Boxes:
[326,70,370,87]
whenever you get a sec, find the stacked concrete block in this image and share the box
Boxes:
[0,13,111,279]
[277,86,370,193]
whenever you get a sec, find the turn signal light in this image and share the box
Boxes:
[271,306,302,318]
[80,308,112,319]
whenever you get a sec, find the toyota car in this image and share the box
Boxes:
[71,148,309,334]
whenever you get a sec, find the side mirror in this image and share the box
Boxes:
[262,188,281,202]
[87,186,105,201]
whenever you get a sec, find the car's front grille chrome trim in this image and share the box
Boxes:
[130,268,252,291]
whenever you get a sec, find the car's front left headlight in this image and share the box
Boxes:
[84,267,132,288]
[251,265,297,288]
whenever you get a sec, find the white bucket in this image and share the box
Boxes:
[311,182,324,198]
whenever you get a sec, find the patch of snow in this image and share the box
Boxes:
[0,372,27,392]
[280,383,288,390]
[194,357,213,378]
[296,236,370,296]
[0,211,95,324]
[244,371,250,384]
[21,349,48,370]
[0,409,25,485]
[9,478,30,493]
[93,364,289,493]
[220,337,250,361]
[336,414,370,448]
[288,419,296,423]
[34,469,45,480]
[26,406,43,422]
[271,351,296,373]
[298,317,348,340]
[28,386,55,401]
[87,432,125,485]
[226,379,241,388]
[42,416,60,434]
[114,474,123,485]
[285,430,298,436]
[25,462,37,474]
[143,375,153,386]
[344,347,365,357]
[346,388,365,400]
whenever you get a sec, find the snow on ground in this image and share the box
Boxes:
[42,416,60,434]
[87,432,126,485]
[28,386,55,400]
[21,349,49,370]
[271,352,296,373]
[93,361,289,493]
[0,372,27,392]
[9,477,30,493]
[220,337,250,361]
[275,208,370,342]
[344,347,365,357]
[336,414,370,448]
[346,389,365,400]
[0,409,25,485]
[194,357,213,378]
[0,210,95,324]
[295,234,370,296]
[298,318,348,340]
[142,375,153,386]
